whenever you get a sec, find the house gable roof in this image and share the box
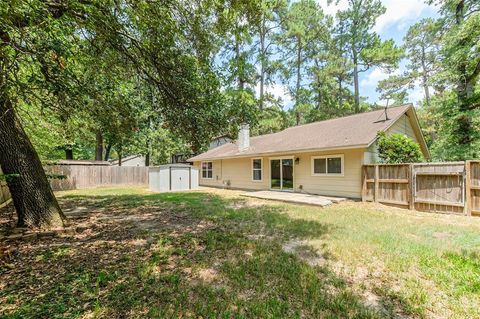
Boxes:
[189,104,429,161]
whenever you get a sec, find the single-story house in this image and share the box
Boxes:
[188,104,429,199]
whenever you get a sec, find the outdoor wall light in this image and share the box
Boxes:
[295,157,300,164]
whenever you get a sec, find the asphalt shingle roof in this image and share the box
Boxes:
[189,104,413,161]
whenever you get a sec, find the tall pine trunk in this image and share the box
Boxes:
[235,36,245,91]
[0,95,66,228]
[352,50,360,113]
[338,78,343,109]
[259,15,266,111]
[420,46,430,106]
[295,36,302,125]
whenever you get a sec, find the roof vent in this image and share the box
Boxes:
[384,96,391,121]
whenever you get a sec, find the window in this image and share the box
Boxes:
[311,155,343,176]
[201,161,213,179]
[252,158,262,181]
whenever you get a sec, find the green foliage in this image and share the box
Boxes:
[376,132,423,163]
[45,173,67,180]
[422,92,480,160]
[0,173,20,182]
[4,0,479,164]
[337,0,403,111]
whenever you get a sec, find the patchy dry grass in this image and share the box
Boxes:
[1,187,479,319]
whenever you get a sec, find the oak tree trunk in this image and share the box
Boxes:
[0,96,66,228]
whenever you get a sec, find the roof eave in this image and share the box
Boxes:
[187,144,369,162]
[365,104,431,159]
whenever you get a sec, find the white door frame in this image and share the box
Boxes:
[269,156,294,191]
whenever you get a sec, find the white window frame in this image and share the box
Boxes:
[201,161,213,179]
[251,158,263,182]
[311,154,344,177]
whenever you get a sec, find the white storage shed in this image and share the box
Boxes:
[149,164,199,192]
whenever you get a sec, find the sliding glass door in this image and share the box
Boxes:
[270,158,293,191]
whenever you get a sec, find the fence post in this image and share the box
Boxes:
[465,160,471,216]
[374,165,379,202]
[409,164,415,210]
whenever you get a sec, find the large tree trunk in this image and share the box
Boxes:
[117,145,122,166]
[95,130,103,161]
[352,51,360,113]
[0,96,66,228]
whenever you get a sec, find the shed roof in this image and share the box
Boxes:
[189,104,428,161]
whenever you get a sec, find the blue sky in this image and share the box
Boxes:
[263,0,440,108]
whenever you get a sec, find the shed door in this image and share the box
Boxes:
[171,167,190,190]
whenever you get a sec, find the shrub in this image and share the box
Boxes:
[376,131,423,163]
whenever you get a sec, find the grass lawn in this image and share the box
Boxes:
[1,187,480,318]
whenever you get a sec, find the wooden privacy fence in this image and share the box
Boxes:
[46,165,149,191]
[362,161,480,216]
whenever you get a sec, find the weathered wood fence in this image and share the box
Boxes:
[46,165,149,191]
[362,161,480,216]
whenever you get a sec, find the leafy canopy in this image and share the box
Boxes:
[376,132,423,164]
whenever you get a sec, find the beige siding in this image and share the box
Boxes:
[193,148,364,198]
[386,114,418,141]
[194,158,269,190]
[295,149,364,198]
[365,114,421,164]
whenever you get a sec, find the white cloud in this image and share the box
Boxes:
[316,0,349,17]
[373,0,437,33]
[360,67,400,88]
[317,0,438,35]
[407,82,427,105]
[255,83,292,105]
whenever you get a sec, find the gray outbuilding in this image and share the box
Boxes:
[149,164,199,192]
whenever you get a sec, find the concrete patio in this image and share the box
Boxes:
[241,190,347,207]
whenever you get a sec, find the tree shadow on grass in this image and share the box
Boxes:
[1,191,396,318]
